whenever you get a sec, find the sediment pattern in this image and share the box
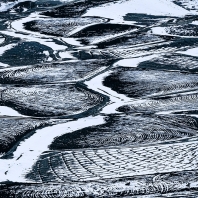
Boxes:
[50,114,198,149]
[0,59,113,84]
[0,117,46,155]
[24,17,109,37]
[41,0,120,18]
[103,68,198,98]
[0,84,106,117]
[72,38,198,60]
[69,23,139,45]
[138,53,198,72]
[1,0,198,197]
[2,171,198,197]
[118,92,198,114]
[28,141,198,183]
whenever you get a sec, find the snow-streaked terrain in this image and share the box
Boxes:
[1,0,198,197]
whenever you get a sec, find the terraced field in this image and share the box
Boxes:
[1,0,198,197]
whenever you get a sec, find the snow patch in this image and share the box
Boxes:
[83,0,191,23]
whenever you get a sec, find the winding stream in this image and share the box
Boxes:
[1,0,198,197]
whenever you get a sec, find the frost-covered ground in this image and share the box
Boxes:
[1,0,198,197]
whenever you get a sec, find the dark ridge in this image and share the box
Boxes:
[70,23,137,38]
[172,110,198,115]
[142,37,198,51]
[96,31,176,49]
[0,118,50,157]
[71,49,112,60]
[72,37,198,60]
[1,0,15,2]
[172,0,198,11]
[23,20,42,34]
[164,24,198,37]
[103,68,198,98]
[12,1,36,12]
[0,42,53,66]
[117,92,198,114]
[49,114,198,150]
[41,0,119,18]
[138,53,198,73]
[41,0,88,18]
[0,83,109,118]
[123,13,176,26]
[2,170,198,197]
[96,32,143,49]
[2,169,198,197]
[23,17,109,38]
[69,23,138,45]
[0,59,114,84]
